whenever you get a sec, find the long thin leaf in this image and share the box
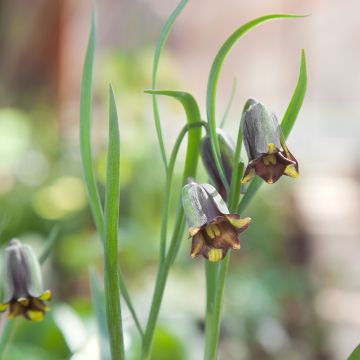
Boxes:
[151,0,189,169]
[103,85,124,359]
[281,49,307,139]
[220,77,237,128]
[142,90,203,359]
[39,226,60,264]
[206,14,306,200]
[80,9,104,237]
[89,267,111,360]
[238,49,308,214]
[80,9,141,338]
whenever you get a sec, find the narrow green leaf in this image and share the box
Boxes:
[281,49,307,139]
[220,77,237,128]
[206,14,306,200]
[103,85,124,359]
[80,11,141,341]
[142,90,203,358]
[145,90,202,182]
[151,0,189,169]
[118,269,144,339]
[145,90,202,263]
[89,267,111,360]
[238,49,307,214]
[80,9,105,237]
[348,344,360,360]
[39,225,60,264]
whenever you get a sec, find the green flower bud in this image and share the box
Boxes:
[241,99,299,184]
[200,129,235,199]
[0,239,51,321]
[182,179,251,262]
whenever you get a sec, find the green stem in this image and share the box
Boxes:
[142,121,204,359]
[142,210,186,359]
[159,121,207,263]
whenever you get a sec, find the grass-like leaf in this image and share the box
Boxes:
[103,85,124,359]
[206,14,306,201]
[151,0,189,169]
[89,267,111,360]
[220,77,237,128]
[145,89,202,262]
[281,49,307,139]
[39,225,60,264]
[80,9,142,339]
[238,49,307,214]
[80,9,104,237]
[142,89,203,358]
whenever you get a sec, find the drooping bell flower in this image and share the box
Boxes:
[241,98,299,184]
[182,179,251,262]
[201,129,235,200]
[0,239,52,321]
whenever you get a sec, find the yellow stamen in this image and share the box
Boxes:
[18,297,30,306]
[191,233,204,258]
[267,176,274,184]
[39,290,52,301]
[211,224,220,236]
[263,154,276,166]
[284,165,299,178]
[27,310,44,322]
[267,143,278,154]
[8,303,22,319]
[205,226,215,239]
[0,303,8,312]
[208,249,223,262]
[227,216,251,229]
[241,168,255,184]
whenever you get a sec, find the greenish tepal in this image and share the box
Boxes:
[0,239,51,321]
[181,179,251,262]
[241,98,299,184]
[200,128,236,200]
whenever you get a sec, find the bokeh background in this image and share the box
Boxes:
[0,0,359,359]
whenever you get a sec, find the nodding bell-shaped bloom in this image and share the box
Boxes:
[241,99,299,184]
[0,239,52,322]
[201,129,235,200]
[182,179,251,262]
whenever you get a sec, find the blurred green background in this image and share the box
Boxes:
[1,1,360,359]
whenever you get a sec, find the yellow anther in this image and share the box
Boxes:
[267,143,278,154]
[18,297,30,306]
[211,224,220,236]
[208,249,223,262]
[205,226,215,239]
[263,154,276,166]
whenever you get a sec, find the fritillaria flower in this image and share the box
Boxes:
[201,129,235,200]
[182,179,251,262]
[241,99,299,184]
[0,239,51,321]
